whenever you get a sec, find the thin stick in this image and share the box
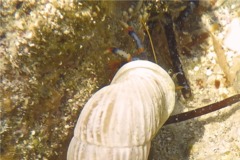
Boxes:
[163,13,192,99]
[164,94,240,125]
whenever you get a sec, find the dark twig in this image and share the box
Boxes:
[163,13,192,98]
[175,0,199,29]
[164,94,240,125]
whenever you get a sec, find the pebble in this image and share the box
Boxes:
[224,18,240,52]
[194,66,200,71]
[206,69,213,76]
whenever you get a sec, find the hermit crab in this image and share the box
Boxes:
[67,22,175,160]
[67,3,240,159]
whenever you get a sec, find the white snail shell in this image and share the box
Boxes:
[67,60,175,160]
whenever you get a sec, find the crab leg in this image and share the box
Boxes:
[108,47,132,62]
[127,27,145,56]
[113,21,148,60]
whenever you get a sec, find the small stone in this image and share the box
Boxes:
[224,18,240,52]
[31,130,36,136]
[194,66,199,71]
[128,7,133,14]
[206,69,213,76]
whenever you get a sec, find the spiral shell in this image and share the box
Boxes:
[67,60,175,160]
